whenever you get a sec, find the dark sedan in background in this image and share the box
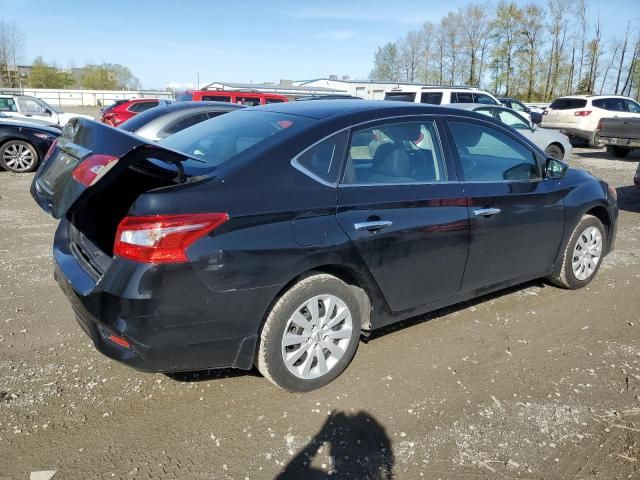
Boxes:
[118,101,244,141]
[0,114,61,172]
[31,101,618,391]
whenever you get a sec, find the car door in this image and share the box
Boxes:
[15,96,53,123]
[336,117,470,313]
[445,117,565,292]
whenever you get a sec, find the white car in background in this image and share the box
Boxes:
[0,94,94,126]
[448,103,572,161]
[383,86,500,106]
[541,95,640,148]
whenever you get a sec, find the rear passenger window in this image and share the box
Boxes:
[265,98,285,104]
[453,92,474,103]
[163,112,210,136]
[292,131,348,185]
[420,92,443,104]
[341,120,446,185]
[236,96,261,106]
[474,93,497,105]
[202,95,231,103]
[592,98,626,111]
[449,121,540,182]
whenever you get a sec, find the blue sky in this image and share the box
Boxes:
[2,0,639,89]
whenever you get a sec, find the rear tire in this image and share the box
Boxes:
[589,133,604,149]
[0,140,39,173]
[548,215,606,290]
[257,273,361,392]
[544,144,564,160]
[606,146,630,158]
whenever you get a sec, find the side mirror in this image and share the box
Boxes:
[44,108,52,116]
[545,157,568,179]
[530,122,537,132]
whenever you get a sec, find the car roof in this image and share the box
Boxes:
[254,99,502,121]
[146,101,244,113]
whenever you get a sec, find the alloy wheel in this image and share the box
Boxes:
[2,142,36,172]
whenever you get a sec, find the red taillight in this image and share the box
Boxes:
[574,110,592,117]
[43,138,59,163]
[114,213,229,264]
[71,154,119,187]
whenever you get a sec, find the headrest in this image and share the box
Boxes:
[374,145,411,177]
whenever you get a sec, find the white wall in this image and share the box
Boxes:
[295,80,411,99]
[16,88,173,107]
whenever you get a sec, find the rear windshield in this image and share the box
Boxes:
[384,92,416,102]
[103,99,129,111]
[158,110,312,168]
[549,98,587,110]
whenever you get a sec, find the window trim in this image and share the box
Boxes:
[290,130,348,187]
[443,115,545,183]
[339,117,449,187]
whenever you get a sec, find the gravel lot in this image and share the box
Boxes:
[1,147,639,479]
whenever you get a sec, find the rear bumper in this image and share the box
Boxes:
[597,136,640,149]
[53,220,281,373]
[543,126,593,141]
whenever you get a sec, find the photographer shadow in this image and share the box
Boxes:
[277,411,394,480]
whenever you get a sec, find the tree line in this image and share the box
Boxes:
[0,20,141,90]
[370,0,640,101]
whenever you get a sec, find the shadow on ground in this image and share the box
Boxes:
[617,185,640,213]
[276,411,394,479]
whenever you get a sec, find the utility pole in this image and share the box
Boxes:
[197,72,200,89]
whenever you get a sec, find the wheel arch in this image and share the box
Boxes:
[259,263,376,341]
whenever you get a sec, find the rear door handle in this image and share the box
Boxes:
[473,208,501,217]
[354,220,393,231]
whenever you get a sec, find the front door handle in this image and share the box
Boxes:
[354,220,393,232]
[473,208,501,217]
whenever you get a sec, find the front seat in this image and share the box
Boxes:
[367,143,414,183]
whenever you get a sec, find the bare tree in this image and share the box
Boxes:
[419,22,435,83]
[599,41,620,94]
[460,4,490,86]
[399,30,423,82]
[519,3,545,100]
[491,1,523,96]
[615,22,632,94]
[0,20,25,87]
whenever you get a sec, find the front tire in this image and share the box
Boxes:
[545,144,564,160]
[0,140,39,173]
[257,273,361,392]
[549,215,606,289]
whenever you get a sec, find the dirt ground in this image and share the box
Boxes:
[0,147,639,480]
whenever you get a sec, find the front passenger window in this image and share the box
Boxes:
[449,121,540,182]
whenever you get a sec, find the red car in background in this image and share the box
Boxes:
[100,98,171,127]
[176,90,288,105]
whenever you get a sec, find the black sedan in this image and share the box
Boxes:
[118,101,244,141]
[0,115,60,173]
[31,101,618,391]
